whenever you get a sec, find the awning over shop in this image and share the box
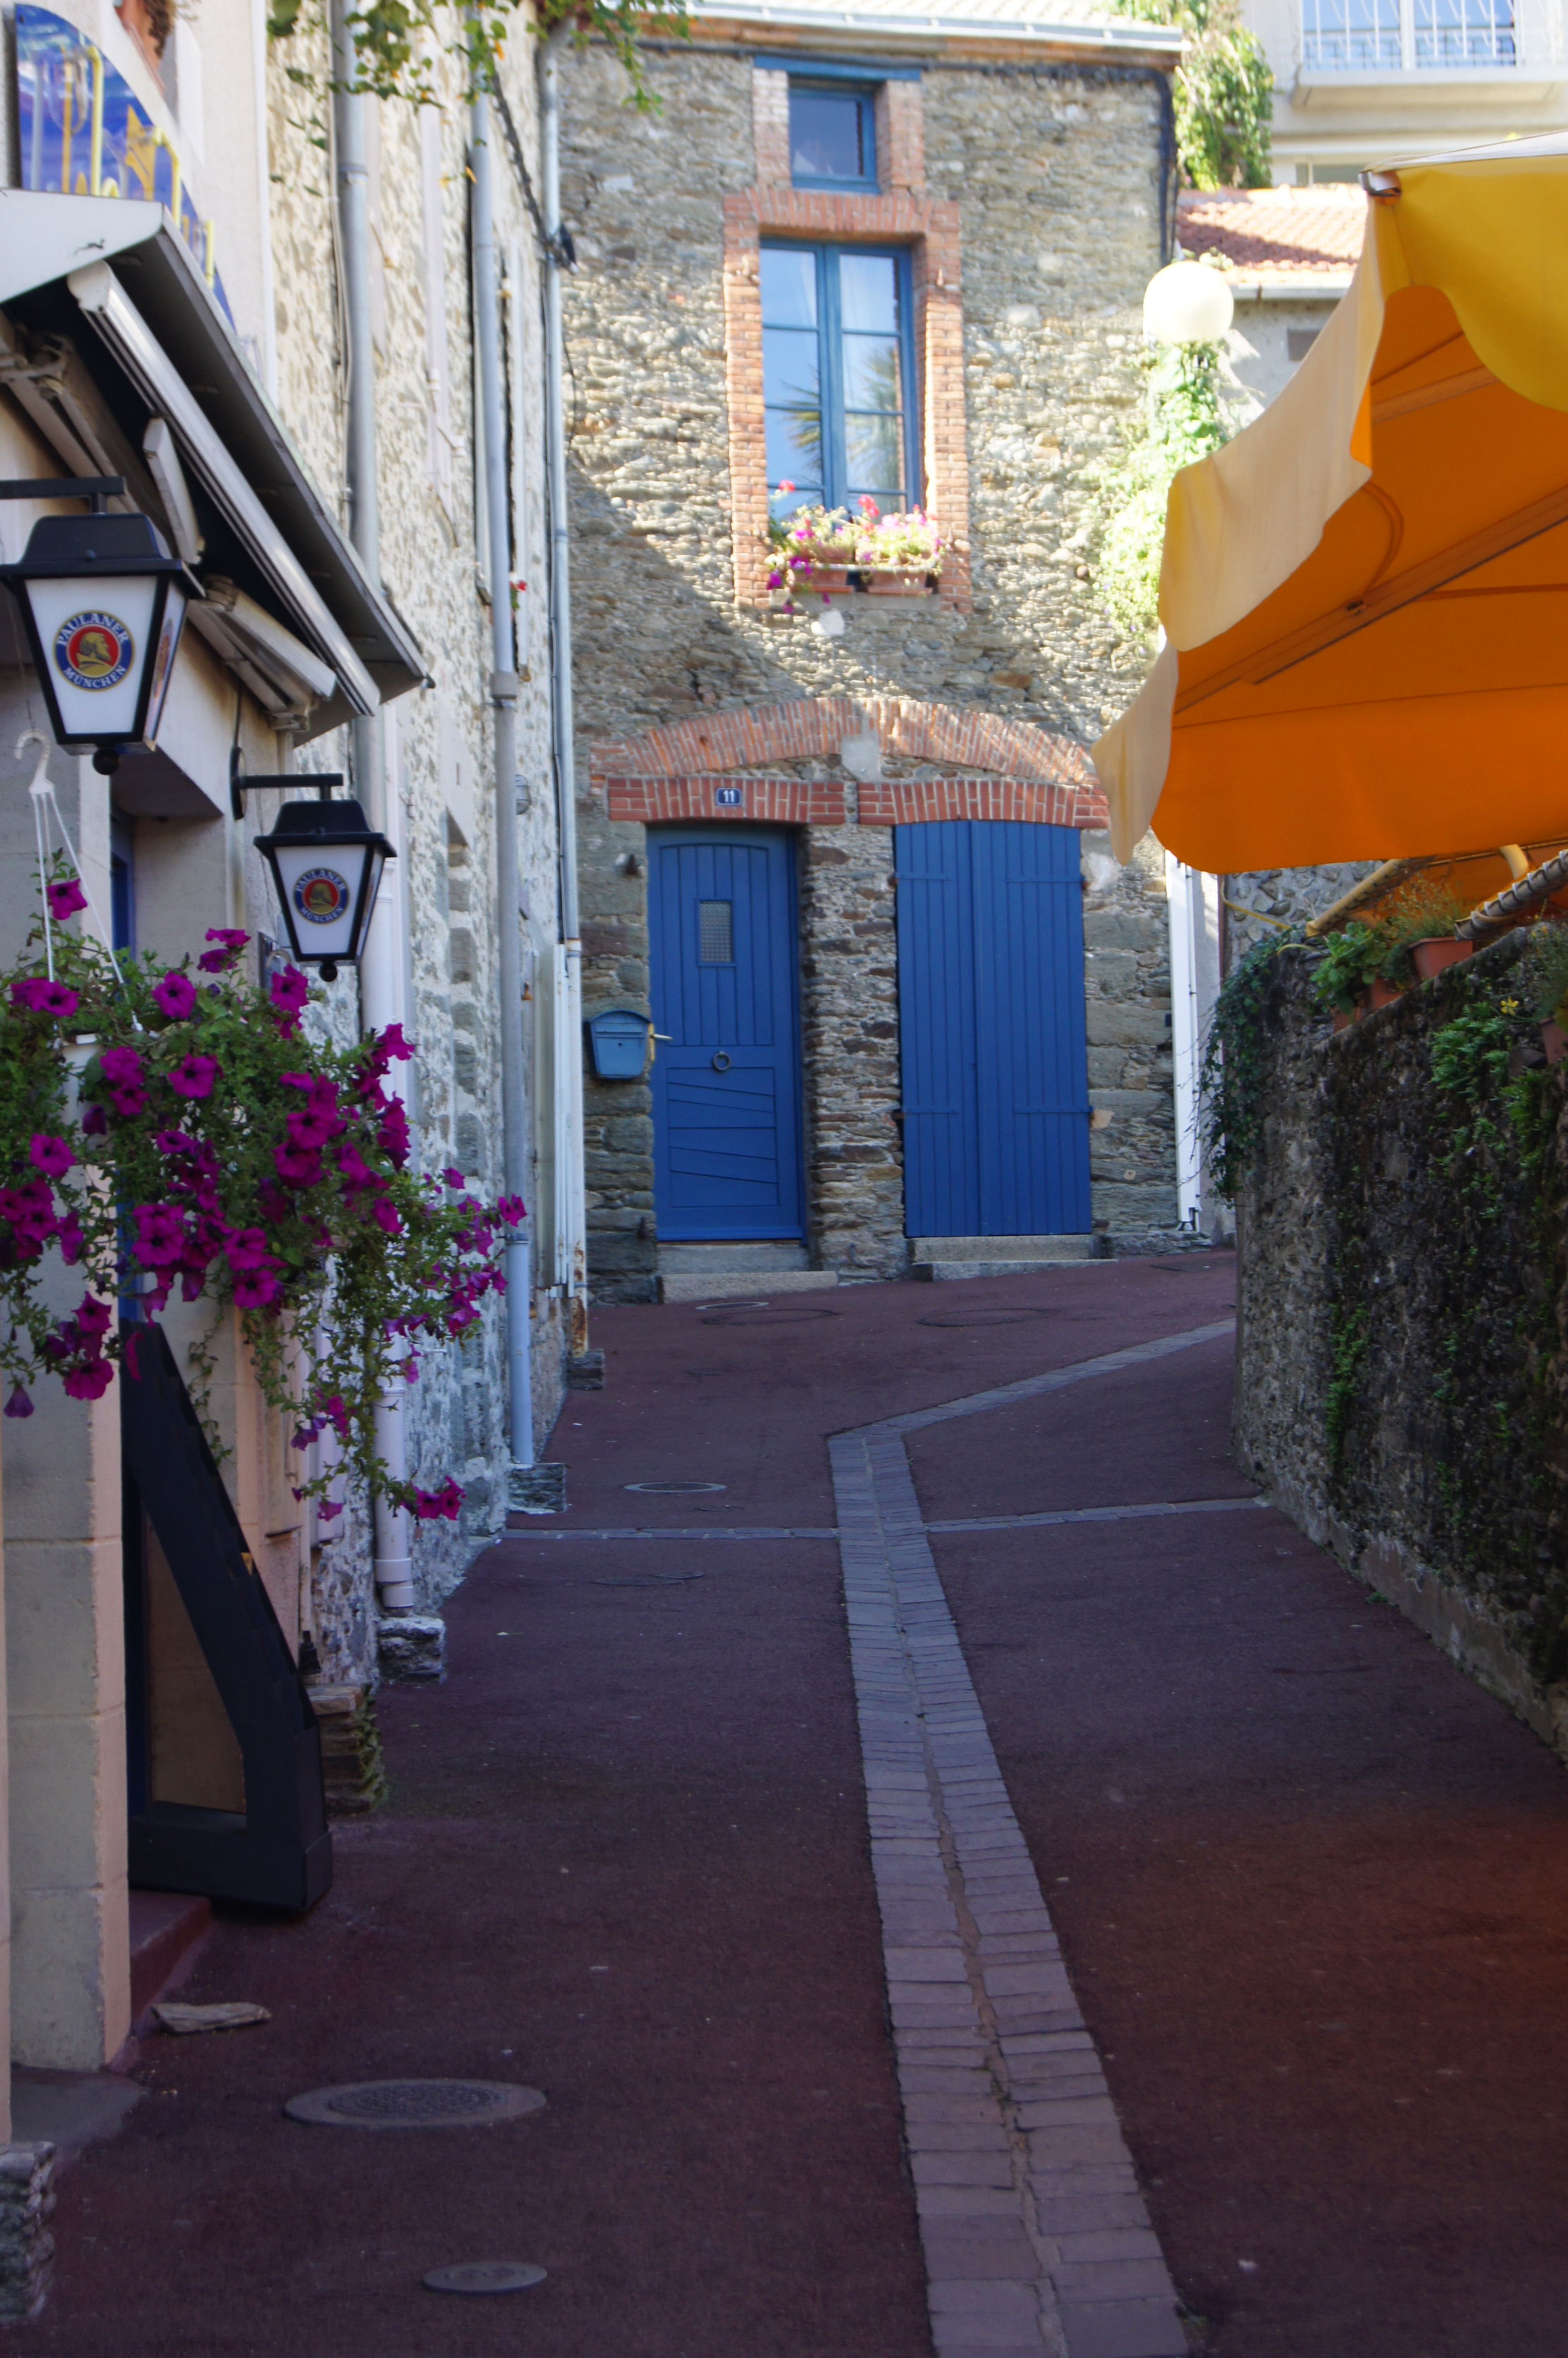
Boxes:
[0,193,424,741]
[1094,138,1568,872]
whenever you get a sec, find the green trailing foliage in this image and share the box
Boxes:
[1309,881,1472,1015]
[1111,0,1273,189]
[1094,340,1232,638]
[1198,928,1300,1198]
[268,0,688,115]
[1325,1300,1369,1468]
[0,880,522,1522]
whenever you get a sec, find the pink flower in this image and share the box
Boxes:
[442,1167,466,1189]
[46,876,87,921]
[225,1228,273,1273]
[317,1498,344,1523]
[169,1054,220,1101]
[376,1023,415,1062]
[337,1145,376,1192]
[767,570,785,590]
[412,1478,463,1522]
[152,972,198,1022]
[270,967,310,1018]
[28,1133,73,1178]
[0,1180,58,1253]
[778,479,796,493]
[274,1144,323,1187]
[133,1203,186,1267]
[58,1213,84,1264]
[11,977,78,1018]
[75,1294,113,1340]
[319,1395,350,1438]
[81,1103,108,1137]
[497,1195,527,1228]
[369,1197,403,1237]
[859,496,880,516]
[102,1046,143,1089]
[63,1360,114,1401]
[198,928,250,974]
[233,1269,282,1309]
[378,1101,410,1167]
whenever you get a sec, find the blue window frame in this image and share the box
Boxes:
[761,243,919,520]
[789,79,877,189]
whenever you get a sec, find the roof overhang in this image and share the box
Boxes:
[685,2,1180,66]
[0,192,426,739]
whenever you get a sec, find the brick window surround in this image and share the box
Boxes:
[726,68,969,612]
[591,700,1108,831]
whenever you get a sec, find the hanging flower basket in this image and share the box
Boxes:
[0,861,517,1524]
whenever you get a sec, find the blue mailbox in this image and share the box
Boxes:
[588,1007,651,1080]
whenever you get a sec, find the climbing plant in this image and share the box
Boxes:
[1112,0,1274,189]
[1197,928,1301,1198]
[268,0,689,111]
[1093,338,1233,637]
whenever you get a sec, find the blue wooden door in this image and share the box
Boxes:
[649,828,805,1241]
[896,821,1091,1236]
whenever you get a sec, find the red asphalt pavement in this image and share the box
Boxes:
[20,1252,1568,2355]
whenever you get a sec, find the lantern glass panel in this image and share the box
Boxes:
[142,582,188,746]
[22,573,166,741]
[270,836,372,965]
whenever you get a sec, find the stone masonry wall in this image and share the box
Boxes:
[561,42,1179,1297]
[265,35,565,1663]
[1234,934,1568,1761]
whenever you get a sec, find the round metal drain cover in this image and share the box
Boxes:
[284,2079,546,2129]
[423,2261,547,2296]
[624,1480,726,1494]
[917,1307,1052,1328]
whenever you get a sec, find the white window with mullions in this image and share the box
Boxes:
[762,242,919,522]
[1301,0,1514,68]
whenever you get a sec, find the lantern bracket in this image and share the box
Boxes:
[229,748,343,821]
[0,477,125,513]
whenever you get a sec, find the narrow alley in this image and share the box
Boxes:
[29,1255,1568,2357]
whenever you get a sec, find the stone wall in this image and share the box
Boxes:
[560,41,1181,1296]
[1233,934,1568,1759]
[264,37,567,1659]
[1223,862,1378,962]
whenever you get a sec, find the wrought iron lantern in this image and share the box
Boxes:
[0,477,192,772]
[252,777,393,982]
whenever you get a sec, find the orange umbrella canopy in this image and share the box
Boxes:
[1094,140,1568,872]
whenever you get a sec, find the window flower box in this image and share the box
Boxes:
[768,496,942,610]
[864,569,936,597]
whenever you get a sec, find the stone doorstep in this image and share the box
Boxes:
[917,1260,1095,1283]
[910,1235,1096,1265]
[658,1269,840,1302]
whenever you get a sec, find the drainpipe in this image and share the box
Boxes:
[331,0,415,1609]
[472,76,537,1467]
[541,25,589,1357]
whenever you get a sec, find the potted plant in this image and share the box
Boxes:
[0,871,518,1522]
[768,495,942,610]
[1373,879,1474,986]
[1311,917,1395,1027]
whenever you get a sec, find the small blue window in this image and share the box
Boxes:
[790,80,876,190]
[761,242,918,520]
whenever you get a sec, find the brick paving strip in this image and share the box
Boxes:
[829,1323,1234,2358]
[505,1499,1264,1542]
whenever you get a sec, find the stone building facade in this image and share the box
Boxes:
[556,6,1186,1299]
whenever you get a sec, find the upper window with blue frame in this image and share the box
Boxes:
[789,79,878,188]
[762,243,917,520]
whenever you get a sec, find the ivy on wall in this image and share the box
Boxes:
[267,0,690,114]
[1091,338,1234,640]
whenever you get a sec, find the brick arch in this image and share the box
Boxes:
[590,697,1108,829]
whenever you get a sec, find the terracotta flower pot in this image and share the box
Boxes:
[1366,976,1404,1009]
[802,565,854,593]
[1411,937,1474,982]
[1333,1006,1355,1034]
[1543,1019,1566,1066]
[863,569,934,597]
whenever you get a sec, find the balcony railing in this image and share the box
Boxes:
[1301,0,1517,68]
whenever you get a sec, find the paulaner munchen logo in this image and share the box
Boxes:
[54,611,134,692]
[293,868,350,926]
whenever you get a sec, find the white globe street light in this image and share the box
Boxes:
[1143,262,1235,348]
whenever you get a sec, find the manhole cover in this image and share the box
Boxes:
[284,2079,546,2129]
[702,1306,839,1324]
[423,2261,547,2296]
[917,1307,1053,1328]
[624,1480,726,1494]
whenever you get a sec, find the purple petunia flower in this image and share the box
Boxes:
[11,977,79,1018]
[274,1144,324,1187]
[233,1269,282,1309]
[224,1228,273,1273]
[46,876,87,922]
[132,1203,186,1268]
[28,1133,73,1178]
[63,1360,114,1401]
[168,1054,220,1101]
[4,1386,33,1419]
[152,972,198,1022]
[197,928,250,975]
[497,1195,527,1228]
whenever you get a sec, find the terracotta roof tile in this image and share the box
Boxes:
[1177,185,1366,282]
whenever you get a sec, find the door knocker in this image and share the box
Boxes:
[711,1051,732,1072]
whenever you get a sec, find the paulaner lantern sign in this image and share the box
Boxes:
[0,477,192,769]
[252,778,393,983]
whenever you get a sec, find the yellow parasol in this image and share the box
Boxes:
[1094,137,1568,873]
